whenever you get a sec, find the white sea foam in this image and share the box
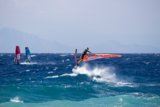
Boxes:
[46,64,132,87]
[21,61,55,65]
[48,71,53,74]
[45,73,77,79]
[64,85,72,88]
[61,73,78,77]
[72,64,132,86]
[26,69,30,72]
[66,59,70,61]
[10,96,23,103]
[31,55,36,57]
[45,75,59,79]
[16,79,21,81]
[53,67,58,71]
[31,81,35,83]
[20,62,37,65]
[143,61,150,65]
[72,64,117,83]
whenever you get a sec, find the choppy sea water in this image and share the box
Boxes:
[0,53,160,107]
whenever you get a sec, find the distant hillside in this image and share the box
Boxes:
[0,28,72,53]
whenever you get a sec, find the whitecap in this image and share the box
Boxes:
[10,96,23,103]
[66,59,70,61]
[46,64,133,87]
[72,64,117,83]
[115,81,135,87]
[61,73,78,77]
[143,61,150,65]
[16,79,21,81]
[45,75,59,79]
[26,69,30,72]
[48,71,53,74]
[53,67,58,71]
[64,85,72,88]
[20,62,37,65]
[31,55,36,57]
[72,64,133,87]
[45,73,78,79]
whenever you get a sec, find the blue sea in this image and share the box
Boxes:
[0,53,160,107]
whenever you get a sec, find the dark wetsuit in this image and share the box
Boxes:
[81,49,91,60]
[77,48,91,65]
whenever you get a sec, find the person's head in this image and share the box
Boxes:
[86,47,89,50]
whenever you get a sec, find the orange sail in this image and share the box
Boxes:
[82,54,122,62]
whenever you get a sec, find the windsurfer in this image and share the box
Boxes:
[14,46,21,64]
[25,47,31,63]
[78,47,91,65]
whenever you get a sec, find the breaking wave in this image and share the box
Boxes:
[46,64,132,87]
[73,64,117,83]
[10,96,23,103]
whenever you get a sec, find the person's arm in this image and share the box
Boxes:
[87,50,92,54]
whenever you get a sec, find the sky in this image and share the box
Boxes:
[0,0,160,53]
